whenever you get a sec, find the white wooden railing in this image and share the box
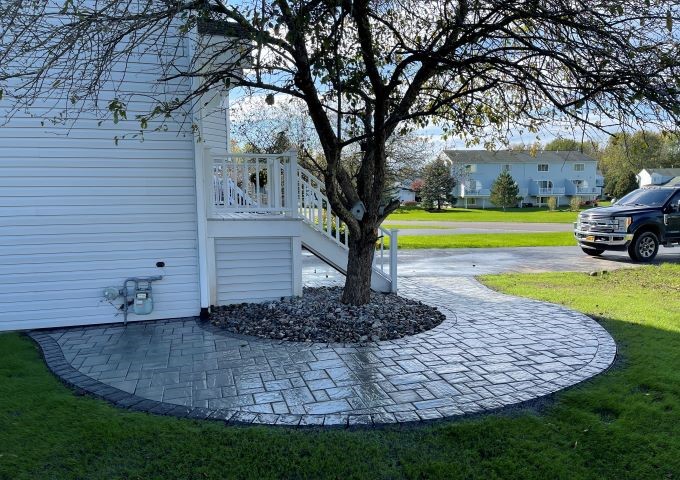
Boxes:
[463,188,491,196]
[538,187,566,195]
[376,226,398,292]
[297,166,349,247]
[208,151,398,291]
[211,152,296,215]
[296,166,398,292]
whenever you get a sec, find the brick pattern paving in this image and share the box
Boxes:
[30,277,616,426]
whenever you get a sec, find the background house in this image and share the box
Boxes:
[396,181,417,203]
[440,150,601,208]
[636,168,680,187]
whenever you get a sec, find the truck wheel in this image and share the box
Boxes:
[581,247,604,256]
[628,231,659,262]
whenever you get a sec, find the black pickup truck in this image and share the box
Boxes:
[574,185,680,261]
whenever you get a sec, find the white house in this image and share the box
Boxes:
[396,181,417,203]
[0,23,396,332]
[636,168,680,187]
[440,150,601,208]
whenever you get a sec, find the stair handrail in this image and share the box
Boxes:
[296,166,398,293]
[297,166,349,249]
[213,174,255,208]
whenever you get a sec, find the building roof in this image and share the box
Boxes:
[639,168,680,177]
[441,150,597,164]
[664,176,680,186]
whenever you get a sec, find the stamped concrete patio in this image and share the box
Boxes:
[30,275,616,427]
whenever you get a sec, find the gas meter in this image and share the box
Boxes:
[132,282,154,315]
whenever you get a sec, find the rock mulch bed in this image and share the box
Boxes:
[210,286,446,343]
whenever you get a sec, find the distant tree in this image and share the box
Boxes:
[509,141,542,155]
[490,171,521,211]
[243,131,292,155]
[409,178,424,203]
[421,159,455,210]
[544,138,600,157]
[600,131,680,198]
[605,170,640,199]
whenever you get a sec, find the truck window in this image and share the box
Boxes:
[616,188,675,207]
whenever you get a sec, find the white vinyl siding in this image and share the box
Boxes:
[215,238,293,304]
[0,36,201,331]
[200,91,229,152]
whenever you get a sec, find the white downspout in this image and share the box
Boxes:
[187,30,211,318]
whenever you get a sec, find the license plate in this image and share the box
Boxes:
[586,235,595,241]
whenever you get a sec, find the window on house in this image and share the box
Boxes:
[574,163,585,172]
[468,198,476,205]
[537,164,549,172]
[465,164,477,173]
[502,164,511,172]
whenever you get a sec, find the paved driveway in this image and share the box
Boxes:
[304,246,680,279]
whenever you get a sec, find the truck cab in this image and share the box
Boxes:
[574,186,680,261]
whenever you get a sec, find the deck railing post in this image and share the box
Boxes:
[271,157,282,209]
[390,229,398,293]
[287,150,298,216]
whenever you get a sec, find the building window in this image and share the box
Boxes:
[502,164,511,172]
[537,164,549,172]
[574,163,585,172]
[468,198,476,205]
[465,164,477,173]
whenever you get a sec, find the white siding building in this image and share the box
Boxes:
[441,150,601,208]
[637,168,680,187]
[0,25,396,332]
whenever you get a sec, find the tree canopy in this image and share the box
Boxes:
[544,138,601,158]
[2,0,680,303]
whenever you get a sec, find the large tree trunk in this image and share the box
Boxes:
[341,227,378,305]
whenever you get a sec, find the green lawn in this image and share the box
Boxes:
[386,205,590,223]
[1,265,679,479]
[389,231,576,249]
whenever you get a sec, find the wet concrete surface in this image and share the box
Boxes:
[303,246,680,278]
[35,276,616,426]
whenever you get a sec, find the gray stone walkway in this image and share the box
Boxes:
[32,277,616,426]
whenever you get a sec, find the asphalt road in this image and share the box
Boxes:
[302,246,680,281]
